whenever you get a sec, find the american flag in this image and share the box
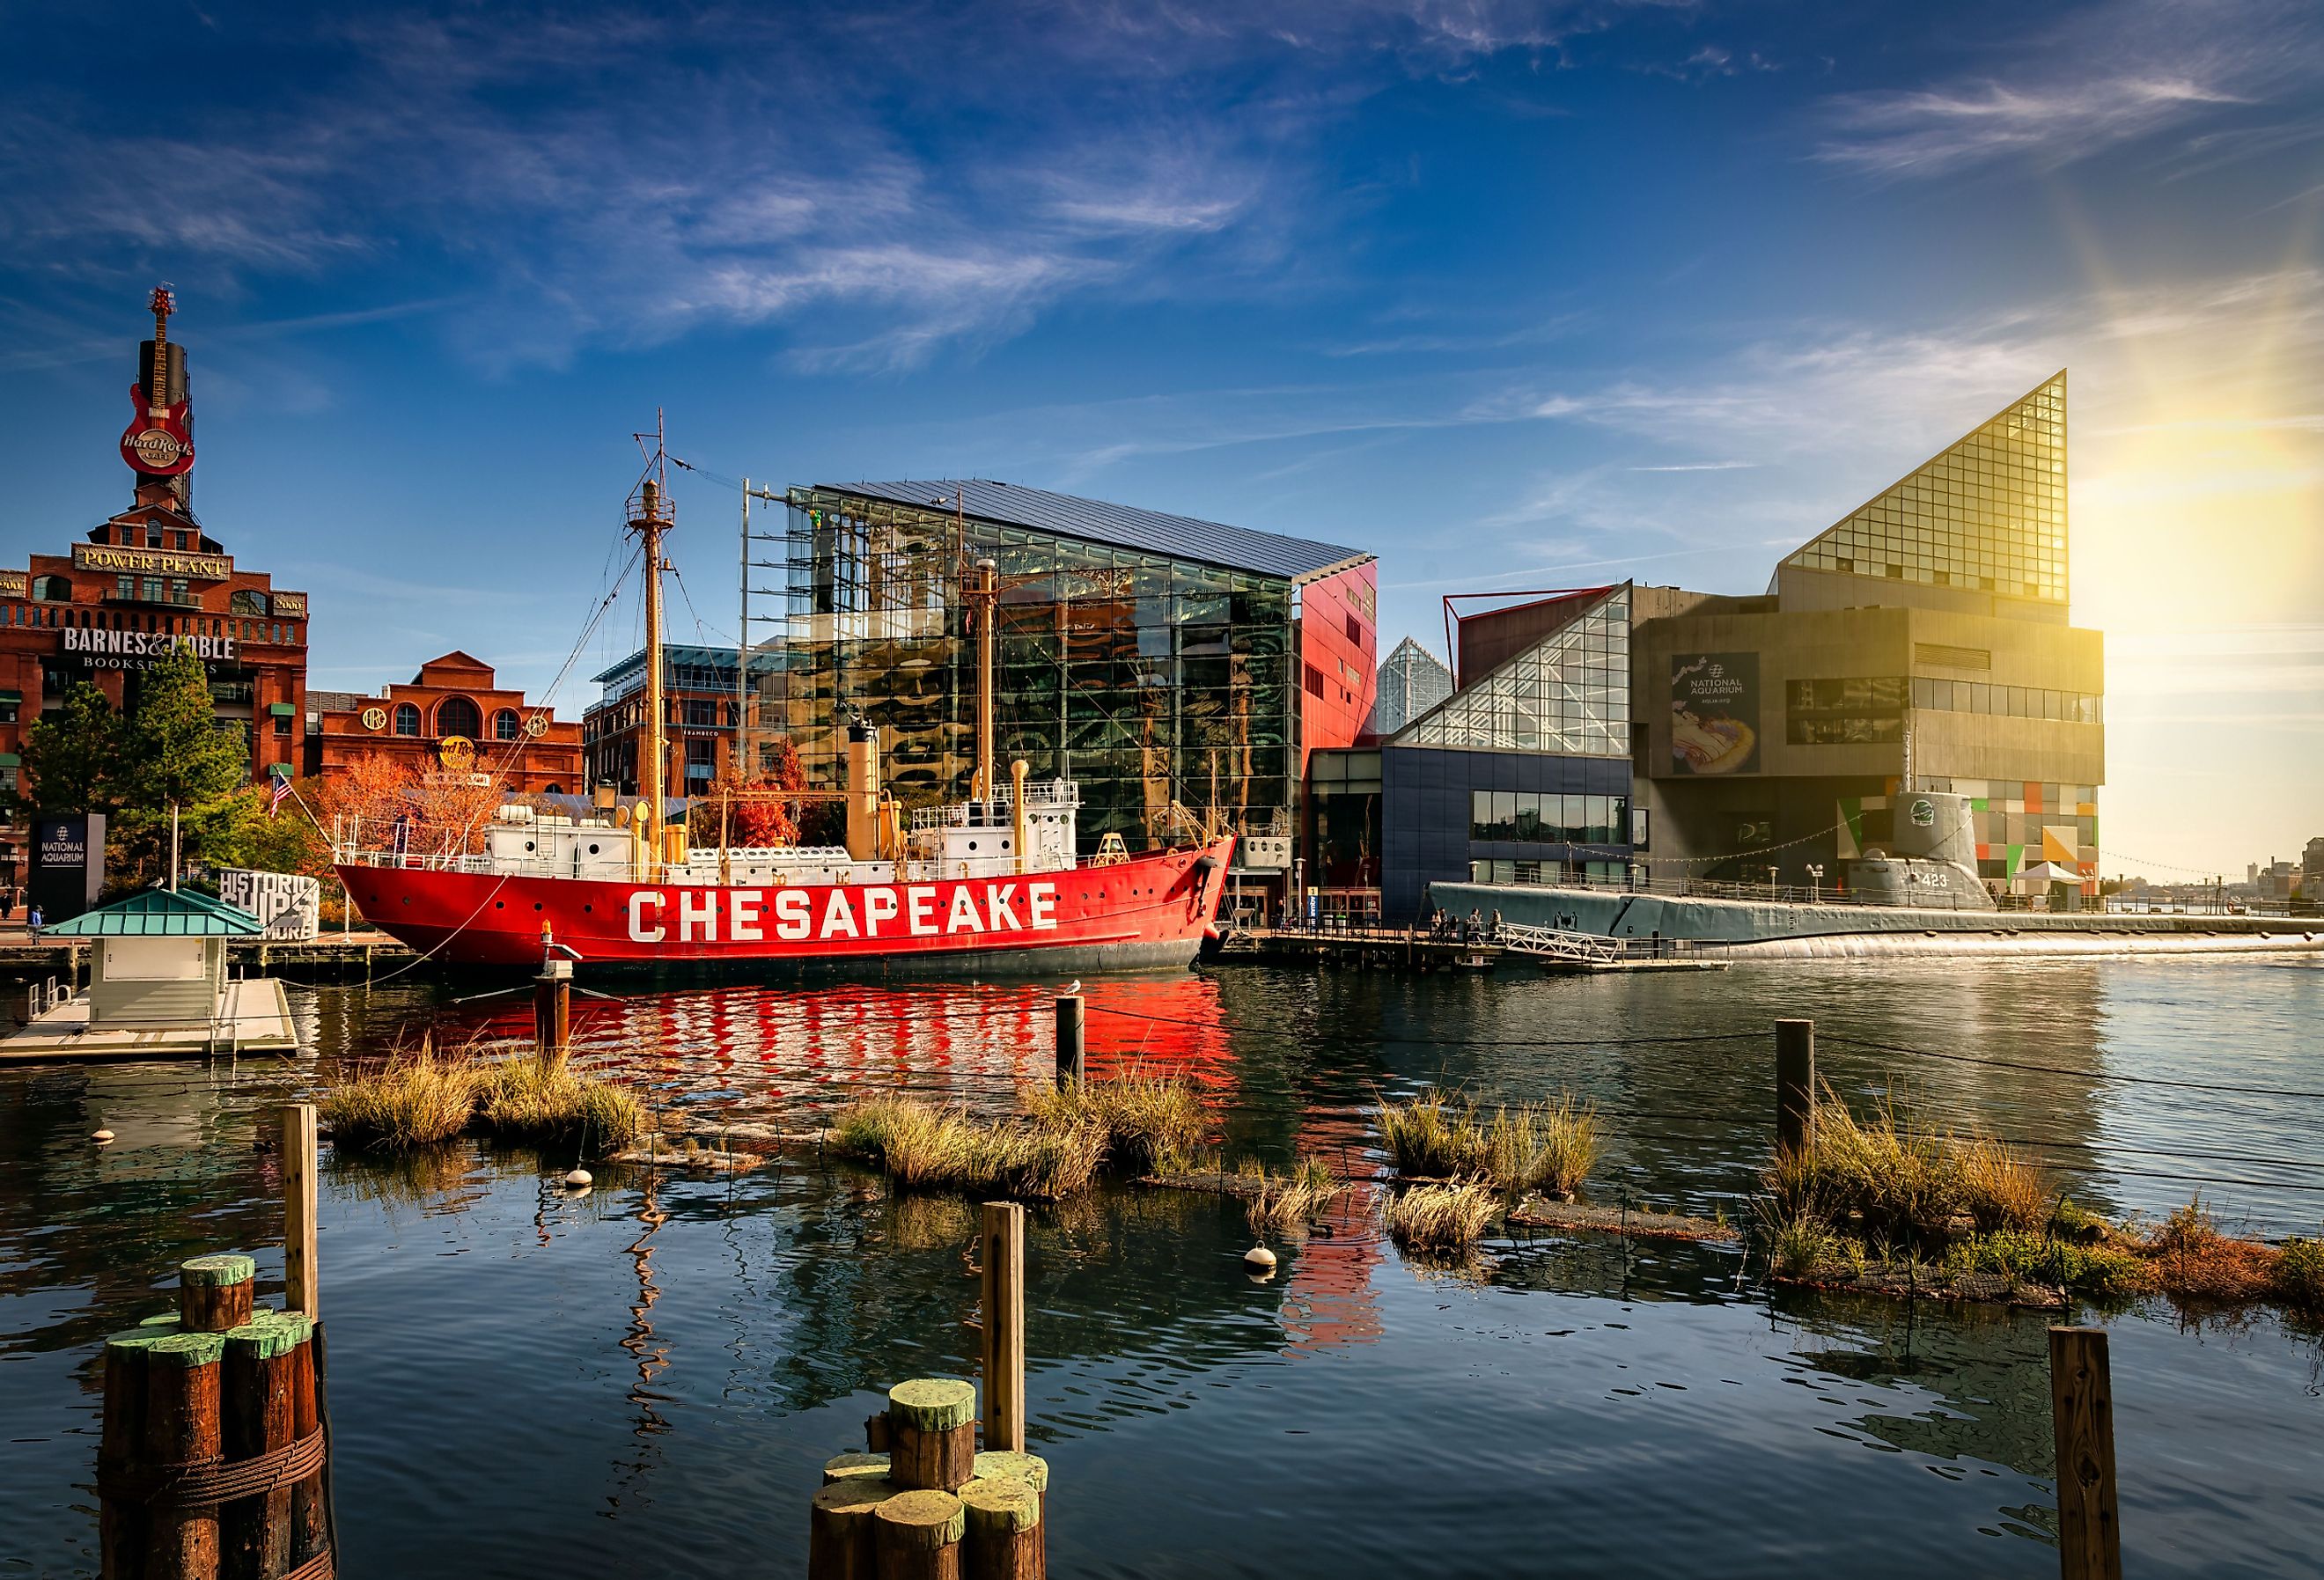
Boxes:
[269,777,293,818]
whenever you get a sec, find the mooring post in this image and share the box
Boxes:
[281,1105,319,1320]
[1775,1018,1815,1155]
[1053,996,1085,1091]
[981,1202,1026,1454]
[2049,1326,2122,1580]
[533,959,572,1064]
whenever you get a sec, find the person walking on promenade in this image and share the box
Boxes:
[28,903,43,940]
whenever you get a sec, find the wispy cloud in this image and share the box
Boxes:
[1810,0,2323,179]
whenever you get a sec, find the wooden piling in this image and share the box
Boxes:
[180,1256,255,1336]
[279,1106,319,1321]
[533,965,571,1064]
[100,1330,152,1577]
[957,1478,1041,1580]
[810,1475,900,1580]
[967,1454,1048,1578]
[285,1330,326,1570]
[874,1489,966,1580]
[2049,1326,2122,1580]
[1052,996,1084,1090]
[979,1203,1026,1456]
[886,1380,977,1493]
[826,1452,893,1484]
[221,1314,307,1579]
[1775,1018,1815,1155]
[144,1330,226,1579]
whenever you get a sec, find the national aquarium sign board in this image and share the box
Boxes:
[30,813,107,920]
[1669,652,1761,776]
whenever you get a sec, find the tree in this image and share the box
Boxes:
[709,736,810,848]
[14,681,128,817]
[125,644,248,813]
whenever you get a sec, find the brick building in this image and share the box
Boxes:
[0,293,308,886]
[582,644,779,797]
[312,651,583,794]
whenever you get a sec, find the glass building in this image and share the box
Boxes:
[1367,636,1452,737]
[777,480,1375,857]
[1313,584,1636,922]
[1780,371,2068,610]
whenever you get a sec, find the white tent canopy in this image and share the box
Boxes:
[2012,860,2083,888]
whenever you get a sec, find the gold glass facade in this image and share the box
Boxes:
[1784,371,2067,604]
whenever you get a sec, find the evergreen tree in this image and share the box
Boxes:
[126,644,248,813]
[14,681,128,816]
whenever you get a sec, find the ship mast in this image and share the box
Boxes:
[629,414,674,879]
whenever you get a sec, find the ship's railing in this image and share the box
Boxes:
[911,779,1080,832]
[1453,867,2011,910]
[335,847,496,874]
[1496,923,1621,964]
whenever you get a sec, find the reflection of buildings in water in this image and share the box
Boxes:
[1770,1292,2057,1484]
[614,1174,674,1472]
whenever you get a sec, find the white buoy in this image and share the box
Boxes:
[1243,1244,1277,1271]
[92,1128,115,1144]
[563,1166,593,1188]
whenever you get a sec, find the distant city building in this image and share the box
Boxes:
[1314,371,2107,922]
[776,480,1375,905]
[0,290,308,888]
[1367,637,1452,737]
[583,644,789,797]
[312,652,581,795]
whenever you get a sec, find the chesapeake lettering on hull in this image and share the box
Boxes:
[626,880,1062,944]
[62,628,238,662]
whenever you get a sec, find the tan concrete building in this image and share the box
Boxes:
[1631,371,2103,893]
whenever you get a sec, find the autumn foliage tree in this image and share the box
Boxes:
[708,735,809,847]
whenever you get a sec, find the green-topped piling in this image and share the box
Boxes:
[179,1254,256,1334]
[887,1378,977,1493]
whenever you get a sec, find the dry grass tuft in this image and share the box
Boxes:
[1379,1090,1602,1199]
[1239,1156,1341,1238]
[1384,1179,1499,1251]
[322,1041,477,1150]
[475,1053,643,1149]
[828,1093,1107,1199]
[2141,1198,2280,1306]
[2275,1238,2324,1313]
[1024,1075,1208,1175]
[1769,1091,2048,1253]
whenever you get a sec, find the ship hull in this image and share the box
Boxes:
[340,836,1237,974]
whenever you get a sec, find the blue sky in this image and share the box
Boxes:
[4,0,2320,874]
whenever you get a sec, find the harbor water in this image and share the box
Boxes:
[3,956,2320,1576]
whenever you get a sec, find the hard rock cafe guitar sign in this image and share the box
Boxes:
[119,285,195,476]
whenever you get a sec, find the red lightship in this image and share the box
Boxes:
[338,430,1233,974]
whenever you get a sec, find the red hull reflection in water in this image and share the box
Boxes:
[434,975,1243,1123]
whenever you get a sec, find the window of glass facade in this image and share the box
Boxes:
[1468,790,1629,848]
[782,492,1311,851]
[1909,677,2100,723]
[1784,374,2066,603]
[1398,588,1629,755]
[1368,636,1452,735]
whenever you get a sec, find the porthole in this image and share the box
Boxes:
[584,904,593,914]
[525,841,536,853]
[967,840,978,850]
[533,902,543,911]
[588,843,600,856]
[494,901,504,909]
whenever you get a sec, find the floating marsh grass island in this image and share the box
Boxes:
[322,1036,642,1154]
[1766,1092,2324,1315]
[1384,1179,1500,1251]
[1376,1089,1602,1200]
[828,1076,1207,1201]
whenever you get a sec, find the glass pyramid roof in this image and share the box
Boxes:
[1783,371,2067,604]
[1393,585,1629,756]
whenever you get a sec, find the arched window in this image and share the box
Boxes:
[435,696,482,739]
[393,702,421,737]
[231,590,268,616]
[492,708,523,741]
[30,575,71,602]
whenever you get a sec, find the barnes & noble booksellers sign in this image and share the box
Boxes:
[61,628,238,667]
